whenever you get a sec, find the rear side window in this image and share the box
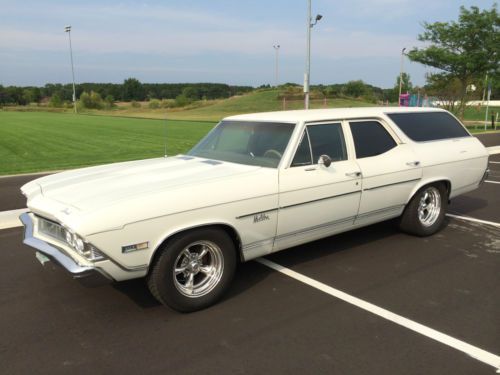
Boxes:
[387,112,470,142]
[350,121,397,159]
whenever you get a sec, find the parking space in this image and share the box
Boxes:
[0,223,496,375]
[0,133,499,374]
[486,156,500,183]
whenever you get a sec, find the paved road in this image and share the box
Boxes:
[0,173,50,212]
[476,132,500,147]
[1,199,499,374]
[0,132,499,374]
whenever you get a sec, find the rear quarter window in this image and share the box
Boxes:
[387,112,470,142]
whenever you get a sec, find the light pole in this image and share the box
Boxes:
[398,47,406,106]
[65,25,77,113]
[304,0,322,109]
[273,44,280,88]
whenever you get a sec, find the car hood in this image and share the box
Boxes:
[21,156,272,232]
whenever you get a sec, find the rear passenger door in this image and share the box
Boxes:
[348,119,422,225]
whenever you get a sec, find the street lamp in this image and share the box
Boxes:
[65,25,77,113]
[398,47,407,107]
[304,0,322,109]
[273,44,280,87]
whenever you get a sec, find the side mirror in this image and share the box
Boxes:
[318,154,332,168]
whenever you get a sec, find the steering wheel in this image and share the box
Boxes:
[263,149,282,159]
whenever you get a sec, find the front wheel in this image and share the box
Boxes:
[399,183,448,237]
[147,228,236,312]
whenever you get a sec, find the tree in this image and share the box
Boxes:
[424,74,464,112]
[181,86,200,101]
[343,80,367,98]
[407,5,499,118]
[389,73,413,102]
[122,78,145,101]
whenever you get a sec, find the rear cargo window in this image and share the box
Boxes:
[387,112,470,142]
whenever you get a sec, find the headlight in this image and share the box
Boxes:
[65,231,74,246]
[75,237,85,253]
[37,216,106,261]
[65,231,105,261]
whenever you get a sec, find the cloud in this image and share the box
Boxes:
[0,25,420,61]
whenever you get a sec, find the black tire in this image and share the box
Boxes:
[399,183,448,237]
[147,228,236,312]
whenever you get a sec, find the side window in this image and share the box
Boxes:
[350,121,397,158]
[291,130,312,166]
[291,123,347,167]
[308,123,347,162]
[387,112,470,142]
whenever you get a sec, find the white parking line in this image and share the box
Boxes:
[489,161,500,164]
[485,180,500,185]
[256,258,500,372]
[446,213,500,228]
[0,208,28,230]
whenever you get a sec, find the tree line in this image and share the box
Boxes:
[0,79,254,106]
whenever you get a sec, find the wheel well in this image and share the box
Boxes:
[442,180,451,200]
[406,179,452,207]
[148,224,243,275]
[431,180,451,200]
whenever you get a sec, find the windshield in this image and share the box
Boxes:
[187,121,295,168]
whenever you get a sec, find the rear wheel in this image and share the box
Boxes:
[148,228,236,312]
[399,183,448,237]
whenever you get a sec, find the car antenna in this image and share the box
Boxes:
[164,112,168,158]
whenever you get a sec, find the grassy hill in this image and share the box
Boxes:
[88,89,377,122]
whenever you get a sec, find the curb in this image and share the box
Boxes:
[0,208,28,230]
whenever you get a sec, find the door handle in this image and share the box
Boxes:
[304,167,317,171]
[406,161,420,167]
[345,171,362,177]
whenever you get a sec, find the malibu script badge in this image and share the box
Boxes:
[253,212,270,223]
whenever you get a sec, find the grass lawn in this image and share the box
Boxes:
[0,111,215,175]
[462,106,500,121]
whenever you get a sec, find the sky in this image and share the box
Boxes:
[0,0,496,88]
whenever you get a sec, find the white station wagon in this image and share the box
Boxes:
[20,107,489,312]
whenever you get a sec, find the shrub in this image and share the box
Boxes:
[175,94,192,107]
[79,91,104,109]
[149,99,160,109]
[160,99,177,108]
[130,100,141,108]
[104,95,115,109]
[48,94,63,108]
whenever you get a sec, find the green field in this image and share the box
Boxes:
[0,111,215,175]
[1,91,498,176]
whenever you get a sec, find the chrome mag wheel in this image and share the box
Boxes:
[417,186,441,227]
[173,241,224,298]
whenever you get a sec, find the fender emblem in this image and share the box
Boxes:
[253,213,270,223]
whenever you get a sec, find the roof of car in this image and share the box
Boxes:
[224,106,446,123]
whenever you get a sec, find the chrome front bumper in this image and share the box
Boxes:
[20,213,112,286]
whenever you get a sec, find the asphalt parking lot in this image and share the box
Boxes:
[0,134,499,374]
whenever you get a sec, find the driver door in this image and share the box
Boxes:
[275,122,362,251]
